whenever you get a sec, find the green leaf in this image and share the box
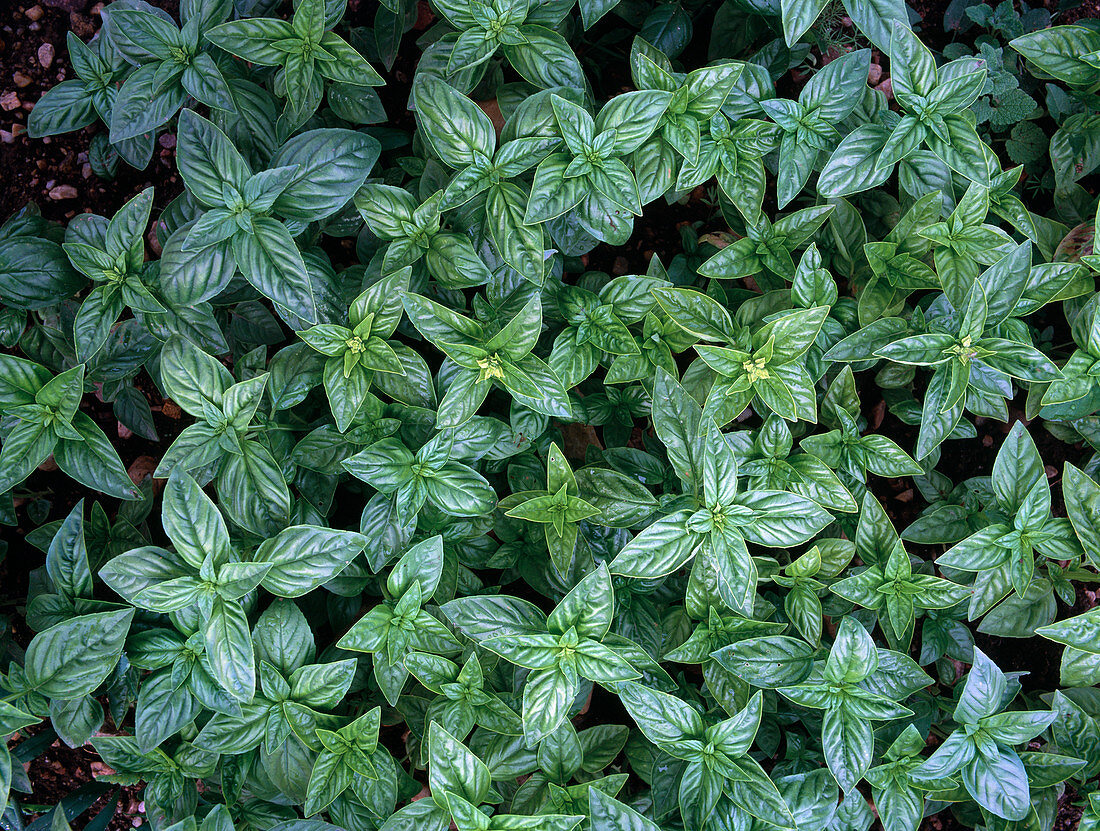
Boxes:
[618,681,704,752]
[780,0,828,46]
[842,0,908,52]
[204,596,256,703]
[609,511,698,578]
[269,129,381,221]
[588,789,660,831]
[54,413,141,500]
[548,564,615,639]
[414,76,496,167]
[232,217,318,325]
[25,609,134,698]
[428,721,491,806]
[1010,25,1100,87]
[177,109,251,204]
[991,421,1045,514]
[711,636,815,688]
[255,526,369,597]
[45,500,92,600]
[162,470,231,569]
[26,80,97,137]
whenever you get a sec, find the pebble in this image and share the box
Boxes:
[25,5,44,20]
[0,130,13,144]
[12,72,32,88]
[158,133,175,149]
[38,42,55,68]
[0,91,19,111]
[48,184,78,200]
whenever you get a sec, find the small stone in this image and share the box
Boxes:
[82,162,91,178]
[38,42,55,68]
[127,455,158,486]
[867,63,882,85]
[874,77,893,100]
[48,184,78,200]
[25,5,44,20]
[0,91,19,111]
[0,130,12,144]
[158,133,175,149]
[12,72,31,88]
[117,423,133,439]
[12,123,27,139]
[161,400,182,419]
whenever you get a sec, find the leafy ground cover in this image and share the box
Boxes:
[2,0,1100,829]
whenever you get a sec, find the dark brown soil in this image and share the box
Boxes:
[0,2,184,826]
[12,723,144,831]
[0,2,182,225]
[1060,0,1100,23]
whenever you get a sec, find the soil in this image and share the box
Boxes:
[0,3,183,225]
[0,1,181,825]
[10,724,145,831]
[1059,0,1100,22]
